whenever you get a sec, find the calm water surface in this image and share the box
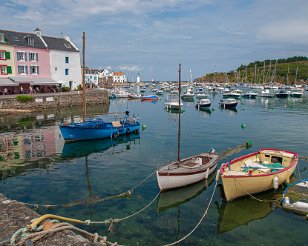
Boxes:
[0,91,307,245]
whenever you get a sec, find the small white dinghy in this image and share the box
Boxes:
[156,64,219,191]
[157,150,219,191]
[282,179,308,216]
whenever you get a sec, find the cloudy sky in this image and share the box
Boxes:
[1,0,308,81]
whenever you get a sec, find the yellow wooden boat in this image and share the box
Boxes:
[219,148,298,201]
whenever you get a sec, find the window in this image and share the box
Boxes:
[17,51,27,61]
[25,37,34,45]
[55,67,57,71]
[0,51,5,60]
[65,57,69,63]
[0,33,5,43]
[13,36,19,41]
[0,65,7,75]
[65,69,69,75]
[30,65,39,74]
[29,52,38,61]
[18,65,28,75]
[64,43,71,48]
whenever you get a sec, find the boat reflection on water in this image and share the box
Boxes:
[215,185,279,234]
[62,133,140,158]
[196,107,212,118]
[164,108,185,115]
[157,173,215,212]
[220,107,238,115]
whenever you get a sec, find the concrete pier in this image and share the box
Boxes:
[0,193,104,245]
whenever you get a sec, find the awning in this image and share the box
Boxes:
[0,78,18,86]
[31,78,60,86]
[10,77,60,86]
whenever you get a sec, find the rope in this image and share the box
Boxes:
[164,180,218,246]
[26,190,160,232]
[90,191,161,224]
[130,170,156,191]
[233,177,282,203]
[23,170,156,209]
[13,222,119,246]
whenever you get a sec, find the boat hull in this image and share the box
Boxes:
[219,102,238,109]
[220,148,298,201]
[157,153,219,191]
[196,103,211,109]
[60,122,140,141]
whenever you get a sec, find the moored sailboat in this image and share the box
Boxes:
[59,33,140,142]
[157,64,219,191]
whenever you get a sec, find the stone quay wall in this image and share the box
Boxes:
[0,89,109,111]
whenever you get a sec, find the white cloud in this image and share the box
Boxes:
[118,65,142,72]
[257,19,308,44]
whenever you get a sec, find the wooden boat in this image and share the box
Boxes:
[157,151,219,191]
[219,148,298,201]
[59,34,140,141]
[282,178,308,215]
[157,174,215,212]
[141,95,159,101]
[157,64,219,191]
[219,98,238,109]
[60,116,140,141]
[195,98,211,110]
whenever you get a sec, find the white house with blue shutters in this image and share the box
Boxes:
[43,35,81,90]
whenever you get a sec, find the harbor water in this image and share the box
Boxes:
[0,91,307,245]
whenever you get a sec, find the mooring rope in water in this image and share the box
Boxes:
[22,170,156,209]
[11,221,119,246]
[25,190,161,232]
[163,180,218,246]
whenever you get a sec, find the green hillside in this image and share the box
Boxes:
[196,56,308,84]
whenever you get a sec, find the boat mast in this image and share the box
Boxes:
[295,65,298,84]
[82,32,86,122]
[286,64,290,85]
[177,64,181,164]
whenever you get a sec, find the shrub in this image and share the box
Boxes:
[62,86,71,92]
[16,95,34,103]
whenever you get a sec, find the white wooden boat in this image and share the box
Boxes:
[219,148,298,201]
[157,64,219,191]
[157,151,219,191]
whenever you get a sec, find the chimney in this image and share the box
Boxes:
[34,28,42,37]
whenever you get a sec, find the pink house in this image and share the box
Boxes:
[0,29,53,93]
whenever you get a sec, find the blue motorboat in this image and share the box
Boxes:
[60,115,140,142]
